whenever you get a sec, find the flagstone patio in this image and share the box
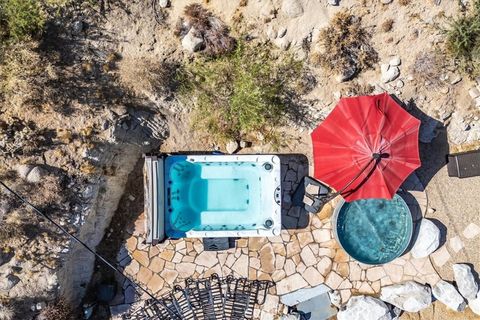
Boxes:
[114,157,441,319]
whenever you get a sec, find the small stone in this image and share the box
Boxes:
[281,0,304,18]
[380,0,393,3]
[463,223,480,239]
[329,290,342,307]
[274,37,290,50]
[300,246,316,267]
[16,164,33,179]
[396,79,404,88]
[72,20,84,34]
[381,65,400,83]
[266,26,278,40]
[470,295,480,315]
[239,140,248,148]
[225,140,239,154]
[327,0,339,5]
[26,166,49,183]
[469,87,480,99]
[452,264,478,300]
[158,0,169,8]
[432,280,467,311]
[312,229,331,243]
[317,257,333,276]
[278,27,287,38]
[450,75,462,85]
[182,28,204,53]
[0,274,20,291]
[389,56,401,66]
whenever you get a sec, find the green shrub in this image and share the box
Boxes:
[445,0,480,76]
[180,41,302,143]
[0,0,45,42]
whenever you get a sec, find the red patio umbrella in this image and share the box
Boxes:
[311,93,421,202]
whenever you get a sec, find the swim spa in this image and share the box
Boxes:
[144,154,282,244]
[333,195,413,265]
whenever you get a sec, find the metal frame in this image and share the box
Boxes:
[124,274,274,320]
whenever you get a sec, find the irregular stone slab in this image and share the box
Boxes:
[411,219,440,258]
[337,296,393,320]
[432,280,467,311]
[449,236,464,253]
[380,281,432,312]
[280,284,331,306]
[276,273,309,295]
[453,264,479,300]
[463,223,480,239]
[431,246,450,267]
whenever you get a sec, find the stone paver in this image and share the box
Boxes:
[118,162,441,319]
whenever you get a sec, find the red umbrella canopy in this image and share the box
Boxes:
[311,93,421,202]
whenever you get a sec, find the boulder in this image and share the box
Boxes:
[469,292,480,315]
[16,164,34,179]
[389,56,401,66]
[181,28,204,53]
[432,280,467,312]
[337,296,393,320]
[380,281,432,312]
[453,264,479,300]
[411,219,440,258]
[328,0,340,5]
[158,0,170,8]
[281,0,303,18]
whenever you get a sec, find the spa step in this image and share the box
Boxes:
[203,237,236,251]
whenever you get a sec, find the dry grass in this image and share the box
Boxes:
[37,299,75,320]
[118,57,179,97]
[398,0,411,5]
[312,11,378,78]
[411,51,445,87]
[0,303,14,320]
[341,82,375,96]
[381,19,394,32]
[175,4,236,57]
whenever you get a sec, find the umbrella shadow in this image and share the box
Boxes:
[390,96,450,191]
[277,154,310,230]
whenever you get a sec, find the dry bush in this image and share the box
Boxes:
[341,82,375,96]
[0,303,14,320]
[37,299,75,320]
[118,57,179,97]
[176,4,236,57]
[312,11,378,78]
[398,0,411,5]
[411,51,445,87]
[381,19,394,32]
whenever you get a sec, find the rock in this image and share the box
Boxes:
[26,166,49,183]
[411,219,440,258]
[266,26,277,40]
[71,20,84,34]
[282,313,301,320]
[396,80,404,88]
[469,87,480,99]
[453,264,478,300]
[16,164,34,179]
[381,0,393,3]
[278,27,287,38]
[389,56,401,66]
[239,140,248,148]
[450,75,462,85]
[337,296,392,320]
[380,281,432,312]
[329,290,342,307]
[328,0,340,5]
[226,140,239,154]
[158,0,169,8]
[432,280,467,312]
[274,37,290,50]
[281,0,304,18]
[470,293,480,315]
[381,64,400,83]
[0,274,20,291]
[336,65,358,83]
[182,28,204,53]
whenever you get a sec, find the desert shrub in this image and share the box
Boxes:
[37,299,75,320]
[312,11,378,78]
[411,51,445,87]
[179,41,302,143]
[398,0,410,5]
[175,4,236,57]
[0,0,45,42]
[118,57,179,97]
[445,0,480,76]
